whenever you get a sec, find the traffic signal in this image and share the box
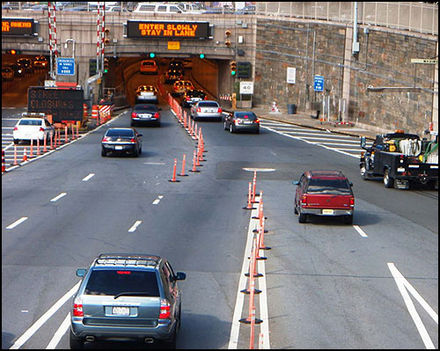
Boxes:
[104,28,110,45]
[230,61,237,76]
[199,53,205,59]
[225,40,231,47]
[7,49,21,55]
[149,52,155,58]
[103,58,109,73]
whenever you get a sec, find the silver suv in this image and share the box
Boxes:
[70,253,186,349]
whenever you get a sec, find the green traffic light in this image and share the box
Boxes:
[231,70,236,76]
[199,54,205,59]
[104,69,108,73]
[150,53,155,58]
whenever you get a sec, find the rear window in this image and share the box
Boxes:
[307,178,352,194]
[199,102,219,107]
[134,104,158,112]
[106,129,134,137]
[138,4,155,11]
[143,61,155,66]
[235,112,257,120]
[19,119,42,126]
[84,270,160,297]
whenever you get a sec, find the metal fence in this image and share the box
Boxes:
[255,2,438,36]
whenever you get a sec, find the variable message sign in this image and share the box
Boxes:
[127,20,210,39]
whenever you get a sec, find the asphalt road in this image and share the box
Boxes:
[2,74,438,349]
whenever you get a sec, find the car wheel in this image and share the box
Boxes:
[229,124,234,133]
[101,148,107,157]
[343,215,353,225]
[298,211,307,223]
[69,329,84,349]
[383,168,394,188]
[13,139,19,144]
[163,330,177,349]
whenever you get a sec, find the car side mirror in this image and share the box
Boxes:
[138,133,143,137]
[76,268,87,277]
[360,136,366,149]
[292,180,299,185]
[175,272,186,281]
[349,182,353,186]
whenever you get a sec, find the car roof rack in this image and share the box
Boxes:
[96,253,161,267]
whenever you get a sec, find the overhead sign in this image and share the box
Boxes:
[411,58,437,64]
[28,87,84,122]
[240,81,254,94]
[314,75,324,92]
[168,41,180,50]
[286,67,296,84]
[237,62,252,78]
[57,57,75,76]
[2,18,35,36]
[127,20,210,39]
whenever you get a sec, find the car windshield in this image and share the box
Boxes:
[199,102,219,107]
[106,129,134,137]
[143,61,154,66]
[84,270,160,297]
[235,112,257,120]
[18,119,42,126]
[134,104,158,112]
[307,178,351,194]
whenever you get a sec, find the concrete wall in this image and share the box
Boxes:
[253,18,437,135]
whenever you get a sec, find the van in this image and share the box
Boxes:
[133,3,182,14]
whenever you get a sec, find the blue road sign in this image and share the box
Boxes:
[56,57,75,76]
[314,75,324,92]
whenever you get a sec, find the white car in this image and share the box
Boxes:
[135,85,158,104]
[13,116,55,144]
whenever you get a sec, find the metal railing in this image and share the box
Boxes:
[255,2,438,36]
[3,2,438,36]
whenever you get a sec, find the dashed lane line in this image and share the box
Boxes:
[6,217,28,229]
[128,220,142,232]
[50,193,67,202]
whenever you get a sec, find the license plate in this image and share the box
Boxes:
[139,114,151,118]
[115,146,123,150]
[112,306,130,316]
[243,121,252,124]
[322,209,334,215]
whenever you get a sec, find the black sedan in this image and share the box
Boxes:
[223,111,260,134]
[180,89,206,108]
[101,128,142,157]
[131,104,162,127]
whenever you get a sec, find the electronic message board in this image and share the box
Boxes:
[2,18,35,36]
[28,87,84,122]
[127,20,210,39]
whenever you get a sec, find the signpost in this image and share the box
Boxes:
[240,81,254,95]
[56,57,75,76]
[313,75,324,92]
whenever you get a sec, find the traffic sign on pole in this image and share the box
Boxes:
[56,57,75,76]
[314,75,324,92]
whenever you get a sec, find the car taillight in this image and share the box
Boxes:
[130,138,136,143]
[218,107,222,113]
[154,112,159,118]
[234,119,240,125]
[131,112,137,118]
[73,297,84,317]
[197,107,201,112]
[186,97,190,101]
[301,195,307,205]
[13,127,18,131]
[102,137,108,142]
[255,119,260,124]
[159,299,171,319]
[39,127,45,132]
[349,196,355,207]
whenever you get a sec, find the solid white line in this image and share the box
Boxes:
[128,220,142,232]
[228,198,263,349]
[6,217,28,229]
[10,281,80,349]
[144,162,166,165]
[82,173,95,181]
[258,247,270,348]
[353,225,368,237]
[387,263,436,349]
[45,313,71,349]
[50,192,67,202]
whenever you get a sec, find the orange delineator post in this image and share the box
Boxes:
[30,139,34,158]
[178,154,188,176]
[251,171,257,203]
[168,158,180,182]
[189,150,200,173]
[2,150,5,172]
[36,137,40,156]
[43,134,47,153]
[13,145,17,165]
[64,125,68,143]
[243,182,256,210]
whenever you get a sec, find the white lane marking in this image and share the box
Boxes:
[353,225,368,237]
[388,263,437,349]
[50,192,67,202]
[2,127,14,129]
[144,162,166,165]
[128,220,142,232]
[6,217,28,229]
[82,173,95,181]
[10,281,81,349]
[45,313,71,349]
[152,195,164,205]
[243,168,276,172]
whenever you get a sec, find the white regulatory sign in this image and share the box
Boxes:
[286,67,296,84]
[239,81,254,94]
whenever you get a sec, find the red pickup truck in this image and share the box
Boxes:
[293,170,355,224]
